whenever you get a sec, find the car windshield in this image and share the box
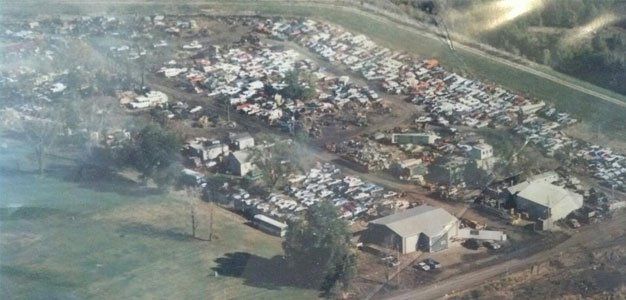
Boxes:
[1,1,625,299]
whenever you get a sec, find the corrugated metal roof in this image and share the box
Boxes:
[515,181,583,218]
[507,171,560,194]
[370,205,457,238]
[230,150,250,162]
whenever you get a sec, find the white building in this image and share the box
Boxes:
[470,143,496,170]
[227,150,254,176]
[128,91,168,109]
[508,172,583,226]
[470,143,493,160]
[230,132,255,150]
[367,205,458,254]
[186,139,228,161]
[205,144,229,160]
[391,133,440,145]
[391,158,424,179]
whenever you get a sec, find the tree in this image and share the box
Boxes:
[463,162,491,189]
[130,124,181,182]
[542,48,552,66]
[250,139,298,191]
[14,103,74,174]
[263,82,277,96]
[215,93,232,123]
[152,161,183,189]
[65,95,133,179]
[19,116,61,175]
[61,100,81,131]
[183,186,205,240]
[202,174,231,241]
[203,174,230,204]
[283,201,357,296]
[280,70,316,101]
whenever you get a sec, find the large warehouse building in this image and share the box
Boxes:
[508,172,583,227]
[366,205,458,254]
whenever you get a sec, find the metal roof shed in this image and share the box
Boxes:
[368,205,458,254]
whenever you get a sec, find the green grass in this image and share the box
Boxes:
[0,139,317,299]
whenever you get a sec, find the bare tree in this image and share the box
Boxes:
[203,174,231,241]
[184,186,201,239]
[208,199,214,241]
[15,108,64,175]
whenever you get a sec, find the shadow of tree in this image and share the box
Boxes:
[48,163,164,198]
[116,223,192,242]
[0,206,76,221]
[0,265,81,288]
[211,252,321,292]
[1,154,165,198]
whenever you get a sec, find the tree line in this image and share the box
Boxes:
[478,0,626,95]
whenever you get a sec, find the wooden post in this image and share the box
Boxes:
[227,102,231,123]
[208,201,214,241]
[205,186,215,242]
[396,248,400,287]
[191,205,196,239]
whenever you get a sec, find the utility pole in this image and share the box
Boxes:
[396,247,401,287]
[208,196,214,241]
[136,43,145,89]
[140,58,145,89]
[227,103,231,123]
[206,185,216,242]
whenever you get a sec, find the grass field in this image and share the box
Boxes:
[0,139,317,299]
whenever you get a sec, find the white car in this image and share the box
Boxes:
[415,262,430,271]
[484,241,501,250]
[383,191,397,198]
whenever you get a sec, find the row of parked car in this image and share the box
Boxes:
[380,255,442,271]
[463,239,502,250]
[380,239,504,272]
[414,258,441,271]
